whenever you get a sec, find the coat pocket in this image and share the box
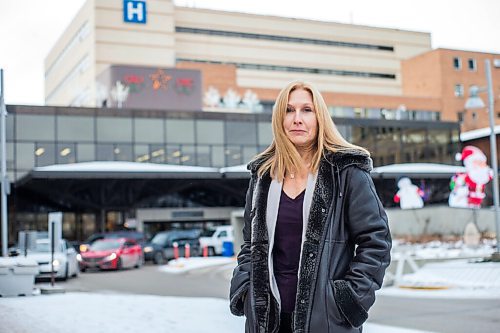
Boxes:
[230,270,250,316]
[326,279,348,326]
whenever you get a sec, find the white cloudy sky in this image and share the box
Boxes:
[0,0,499,105]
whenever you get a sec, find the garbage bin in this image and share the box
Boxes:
[0,257,39,297]
[222,241,234,257]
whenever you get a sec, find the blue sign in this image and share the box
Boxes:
[123,0,147,24]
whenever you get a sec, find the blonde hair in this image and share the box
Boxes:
[254,80,370,181]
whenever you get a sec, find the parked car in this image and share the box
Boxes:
[26,238,79,281]
[78,231,147,253]
[199,225,234,256]
[143,229,201,264]
[78,238,143,271]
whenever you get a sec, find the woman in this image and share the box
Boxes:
[229,81,391,333]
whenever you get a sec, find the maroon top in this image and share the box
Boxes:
[273,189,305,313]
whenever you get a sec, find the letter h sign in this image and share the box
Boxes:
[124,0,147,24]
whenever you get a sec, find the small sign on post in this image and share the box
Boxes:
[48,212,62,250]
[48,212,62,287]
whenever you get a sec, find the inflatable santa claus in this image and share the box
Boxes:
[449,146,493,208]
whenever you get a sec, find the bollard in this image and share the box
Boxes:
[185,243,190,259]
[202,245,208,257]
[173,242,179,260]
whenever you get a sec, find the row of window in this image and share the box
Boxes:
[454,83,483,98]
[329,106,440,121]
[177,58,396,79]
[45,21,90,78]
[175,27,394,52]
[10,125,457,180]
[453,57,477,71]
[8,114,273,146]
[46,55,90,102]
[12,142,264,171]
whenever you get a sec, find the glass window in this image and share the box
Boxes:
[57,143,77,164]
[77,144,95,162]
[134,118,164,144]
[196,145,211,167]
[454,84,464,97]
[353,107,364,118]
[97,117,132,143]
[226,145,243,166]
[336,125,352,141]
[166,119,194,144]
[62,213,76,240]
[367,108,382,119]
[96,143,114,161]
[415,111,434,121]
[468,58,477,71]
[150,144,166,163]
[226,121,256,145]
[16,143,34,170]
[134,144,149,163]
[35,143,56,167]
[16,114,55,141]
[57,116,94,141]
[330,107,354,118]
[166,144,181,165]
[211,146,225,167]
[453,57,461,70]
[243,146,258,164]
[113,144,132,161]
[196,120,224,144]
[180,145,196,165]
[257,122,272,146]
[7,116,14,141]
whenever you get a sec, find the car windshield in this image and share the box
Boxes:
[200,229,216,237]
[29,240,63,253]
[90,240,122,251]
[151,230,200,245]
[151,233,169,245]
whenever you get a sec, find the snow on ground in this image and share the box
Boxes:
[159,257,236,274]
[380,286,500,299]
[392,240,495,260]
[4,250,498,332]
[0,292,435,333]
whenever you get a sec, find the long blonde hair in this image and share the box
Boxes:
[254,80,369,181]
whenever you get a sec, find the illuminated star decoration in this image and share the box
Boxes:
[149,69,172,90]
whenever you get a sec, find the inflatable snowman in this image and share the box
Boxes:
[393,177,424,209]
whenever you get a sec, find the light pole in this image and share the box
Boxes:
[0,69,8,257]
[465,59,500,259]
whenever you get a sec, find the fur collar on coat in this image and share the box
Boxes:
[245,149,372,332]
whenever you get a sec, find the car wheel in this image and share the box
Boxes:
[208,247,216,256]
[153,252,164,265]
[134,255,143,268]
[80,266,86,273]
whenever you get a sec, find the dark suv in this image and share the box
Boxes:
[143,229,201,264]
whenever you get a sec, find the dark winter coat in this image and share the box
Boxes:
[229,149,392,333]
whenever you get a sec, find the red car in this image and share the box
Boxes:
[78,238,143,271]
